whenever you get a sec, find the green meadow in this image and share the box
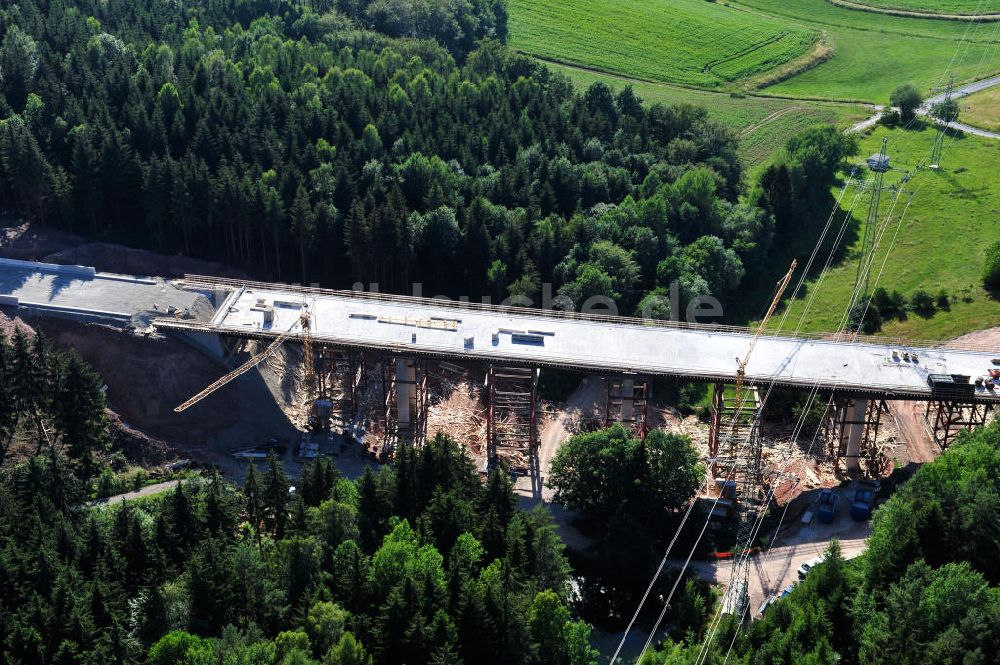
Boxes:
[507,0,816,88]
[771,125,1000,340]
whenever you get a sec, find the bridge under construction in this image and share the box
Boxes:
[2,260,997,474]
[151,274,999,470]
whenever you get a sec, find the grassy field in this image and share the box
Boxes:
[507,0,816,88]
[959,86,1000,132]
[546,62,870,168]
[736,0,1000,102]
[851,0,994,13]
[510,0,1000,103]
[770,126,1000,341]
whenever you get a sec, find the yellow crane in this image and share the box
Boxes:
[734,259,797,401]
[174,308,311,413]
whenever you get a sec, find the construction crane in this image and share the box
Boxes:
[174,309,310,413]
[302,308,315,404]
[725,259,797,621]
[734,259,798,401]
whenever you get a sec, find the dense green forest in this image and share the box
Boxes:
[1,425,602,664]
[0,0,852,316]
[0,329,110,470]
[641,421,1000,665]
[547,425,713,625]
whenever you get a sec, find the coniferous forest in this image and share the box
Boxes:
[0,0,852,313]
[0,306,609,665]
[9,2,990,665]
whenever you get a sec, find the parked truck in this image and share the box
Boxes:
[817,489,838,524]
[850,481,879,521]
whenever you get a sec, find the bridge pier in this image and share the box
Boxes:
[605,377,650,437]
[822,396,888,476]
[486,366,539,474]
[925,399,995,448]
[326,349,364,427]
[382,357,428,457]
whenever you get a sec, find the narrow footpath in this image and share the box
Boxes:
[85,479,183,507]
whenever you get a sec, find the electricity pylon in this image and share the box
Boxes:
[854,138,890,303]
[929,75,955,169]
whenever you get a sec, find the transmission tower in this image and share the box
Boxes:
[854,138,890,301]
[929,75,955,169]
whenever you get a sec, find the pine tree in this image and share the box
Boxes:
[55,352,109,471]
[0,334,19,464]
[203,470,235,535]
[262,452,290,538]
[244,463,262,541]
[290,184,316,283]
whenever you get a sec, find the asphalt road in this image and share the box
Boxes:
[676,483,873,617]
[849,74,1000,139]
[684,535,868,616]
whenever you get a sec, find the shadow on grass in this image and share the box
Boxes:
[724,184,860,325]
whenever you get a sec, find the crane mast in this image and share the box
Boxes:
[725,260,797,621]
[174,309,311,413]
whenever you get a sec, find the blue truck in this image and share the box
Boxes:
[850,482,879,521]
[817,489,838,524]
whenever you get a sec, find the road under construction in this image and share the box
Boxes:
[2,258,998,474]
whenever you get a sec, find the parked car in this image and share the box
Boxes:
[797,553,827,580]
[758,594,777,615]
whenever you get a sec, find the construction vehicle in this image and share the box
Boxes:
[850,480,879,521]
[817,489,838,524]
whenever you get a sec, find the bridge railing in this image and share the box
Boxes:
[175,274,999,354]
[152,316,1000,404]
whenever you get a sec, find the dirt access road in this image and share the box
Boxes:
[515,375,606,501]
[681,484,872,617]
[85,479,184,508]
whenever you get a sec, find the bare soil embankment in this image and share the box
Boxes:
[1,222,245,279]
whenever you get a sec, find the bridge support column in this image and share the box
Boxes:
[605,377,650,438]
[328,350,364,427]
[823,396,888,476]
[381,357,428,459]
[486,366,539,474]
[844,400,868,473]
[925,400,994,449]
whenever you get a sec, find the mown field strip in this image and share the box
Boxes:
[847,0,996,14]
[736,0,1000,101]
[508,0,815,88]
[830,0,1000,20]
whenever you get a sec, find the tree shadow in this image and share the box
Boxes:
[727,183,860,325]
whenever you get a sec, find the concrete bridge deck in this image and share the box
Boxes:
[150,275,1000,403]
[0,257,204,324]
[0,258,996,403]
